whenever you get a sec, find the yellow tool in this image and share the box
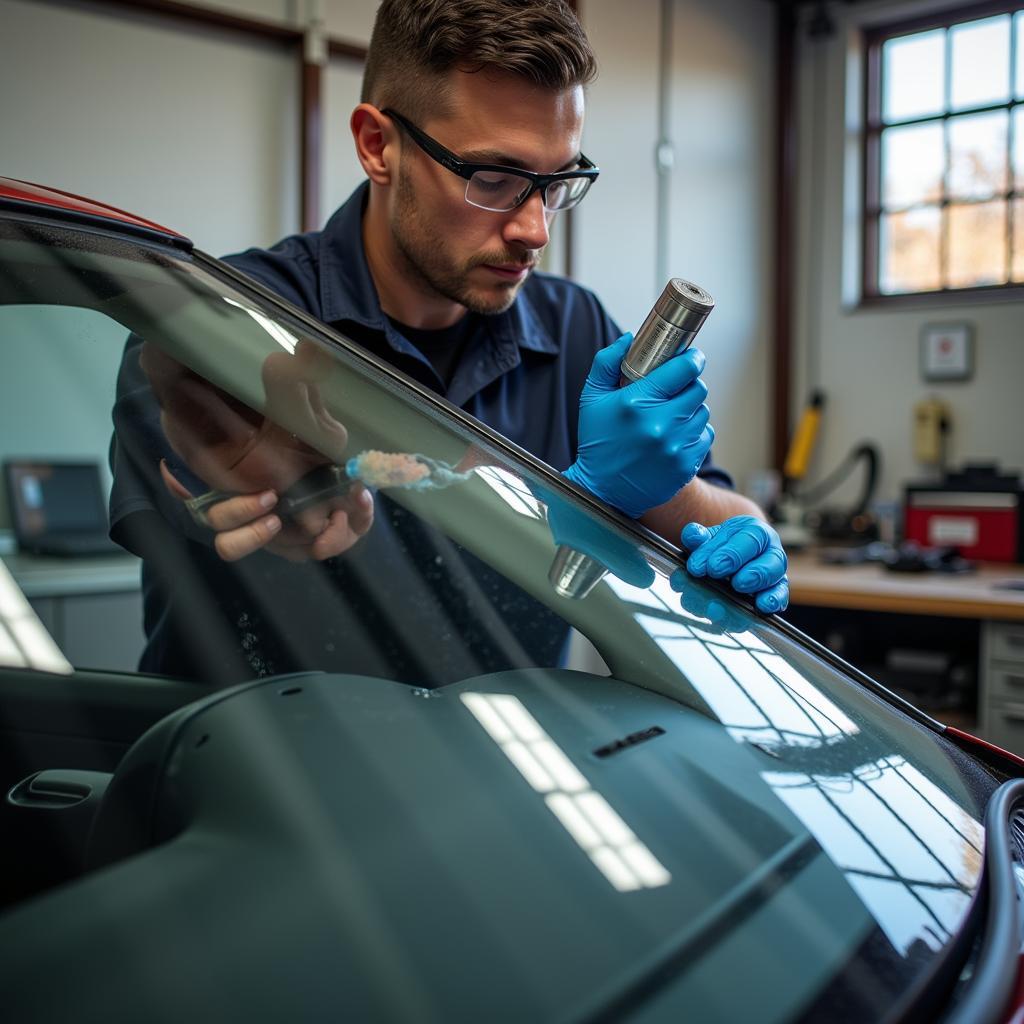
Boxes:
[913,397,952,465]
[784,391,826,483]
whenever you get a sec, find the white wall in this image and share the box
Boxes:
[575,0,661,332]
[323,57,371,217]
[668,0,774,492]
[322,0,379,41]
[577,0,775,492]
[0,0,301,255]
[793,0,1024,509]
[144,0,380,43]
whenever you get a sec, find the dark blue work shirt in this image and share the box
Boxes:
[110,182,729,685]
[223,182,731,484]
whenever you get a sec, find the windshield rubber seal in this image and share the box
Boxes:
[0,199,194,253]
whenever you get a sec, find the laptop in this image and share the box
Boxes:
[4,460,121,557]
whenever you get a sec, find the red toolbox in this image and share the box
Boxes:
[904,466,1023,563]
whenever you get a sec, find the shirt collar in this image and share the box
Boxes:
[317,182,560,358]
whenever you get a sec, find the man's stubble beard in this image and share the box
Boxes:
[391,166,543,316]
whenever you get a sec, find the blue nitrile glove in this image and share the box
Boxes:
[540,483,656,589]
[669,568,750,634]
[681,515,789,614]
[563,333,714,519]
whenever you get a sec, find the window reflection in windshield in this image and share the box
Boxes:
[462,690,672,893]
[765,759,982,956]
[0,560,71,674]
[606,571,985,960]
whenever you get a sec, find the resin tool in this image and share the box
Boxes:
[185,450,471,528]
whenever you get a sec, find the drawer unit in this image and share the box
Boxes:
[984,664,1024,704]
[987,623,1024,663]
[981,621,1024,755]
[984,701,1024,756]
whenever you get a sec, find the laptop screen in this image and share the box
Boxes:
[4,462,108,541]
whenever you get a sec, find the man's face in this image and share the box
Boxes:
[388,71,585,316]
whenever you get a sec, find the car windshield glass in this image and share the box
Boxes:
[0,214,995,1022]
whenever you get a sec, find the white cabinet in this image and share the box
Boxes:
[980,622,1024,755]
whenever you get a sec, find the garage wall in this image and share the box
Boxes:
[0,0,302,254]
[792,0,1024,508]
[322,57,370,215]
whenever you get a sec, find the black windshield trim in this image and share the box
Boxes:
[0,199,193,253]
[939,778,1024,1024]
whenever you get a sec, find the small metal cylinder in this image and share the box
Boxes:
[550,277,714,601]
[548,544,608,600]
[620,278,714,384]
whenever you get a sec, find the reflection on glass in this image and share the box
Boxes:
[880,207,941,294]
[474,466,544,520]
[1013,200,1024,282]
[948,111,1008,199]
[461,692,671,892]
[948,201,1007,287]
[606,573,686,615]
[950,15,1011,110]
[1014,107,1024,191]
[634,607,859,750]
[882,29,945,122]
[846,875,955,954]
[764,757,982,956]
[881,123,944,208]
[605,552,985,958]
[755,652,858,738]
[0,561,71,674]
[223,295,299,353]
[1017,12,1024,99]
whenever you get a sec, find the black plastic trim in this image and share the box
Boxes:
[943,778,1024,1024]
[0,197,193,253]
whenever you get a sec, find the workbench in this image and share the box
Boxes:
[787,551,1024,752]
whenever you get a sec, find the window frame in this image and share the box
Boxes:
[862,0,1024,306]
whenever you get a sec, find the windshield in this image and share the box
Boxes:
[0,212,996,1022]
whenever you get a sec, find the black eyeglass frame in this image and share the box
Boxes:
[381,108,600,212]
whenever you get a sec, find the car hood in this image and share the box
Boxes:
[0,669,985,1022]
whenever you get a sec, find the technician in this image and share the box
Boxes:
[208,0,786,605]
[111,0,786,681]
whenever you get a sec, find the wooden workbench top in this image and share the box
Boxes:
[787,550,1024,621]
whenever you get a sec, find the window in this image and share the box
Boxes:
[864,4,1024,298]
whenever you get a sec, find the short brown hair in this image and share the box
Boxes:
[362,0,597,123]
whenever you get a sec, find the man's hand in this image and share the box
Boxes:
[564,333,713,518]
[681,515,789,614]
[160,460,374,563]
[143,339,374,563]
